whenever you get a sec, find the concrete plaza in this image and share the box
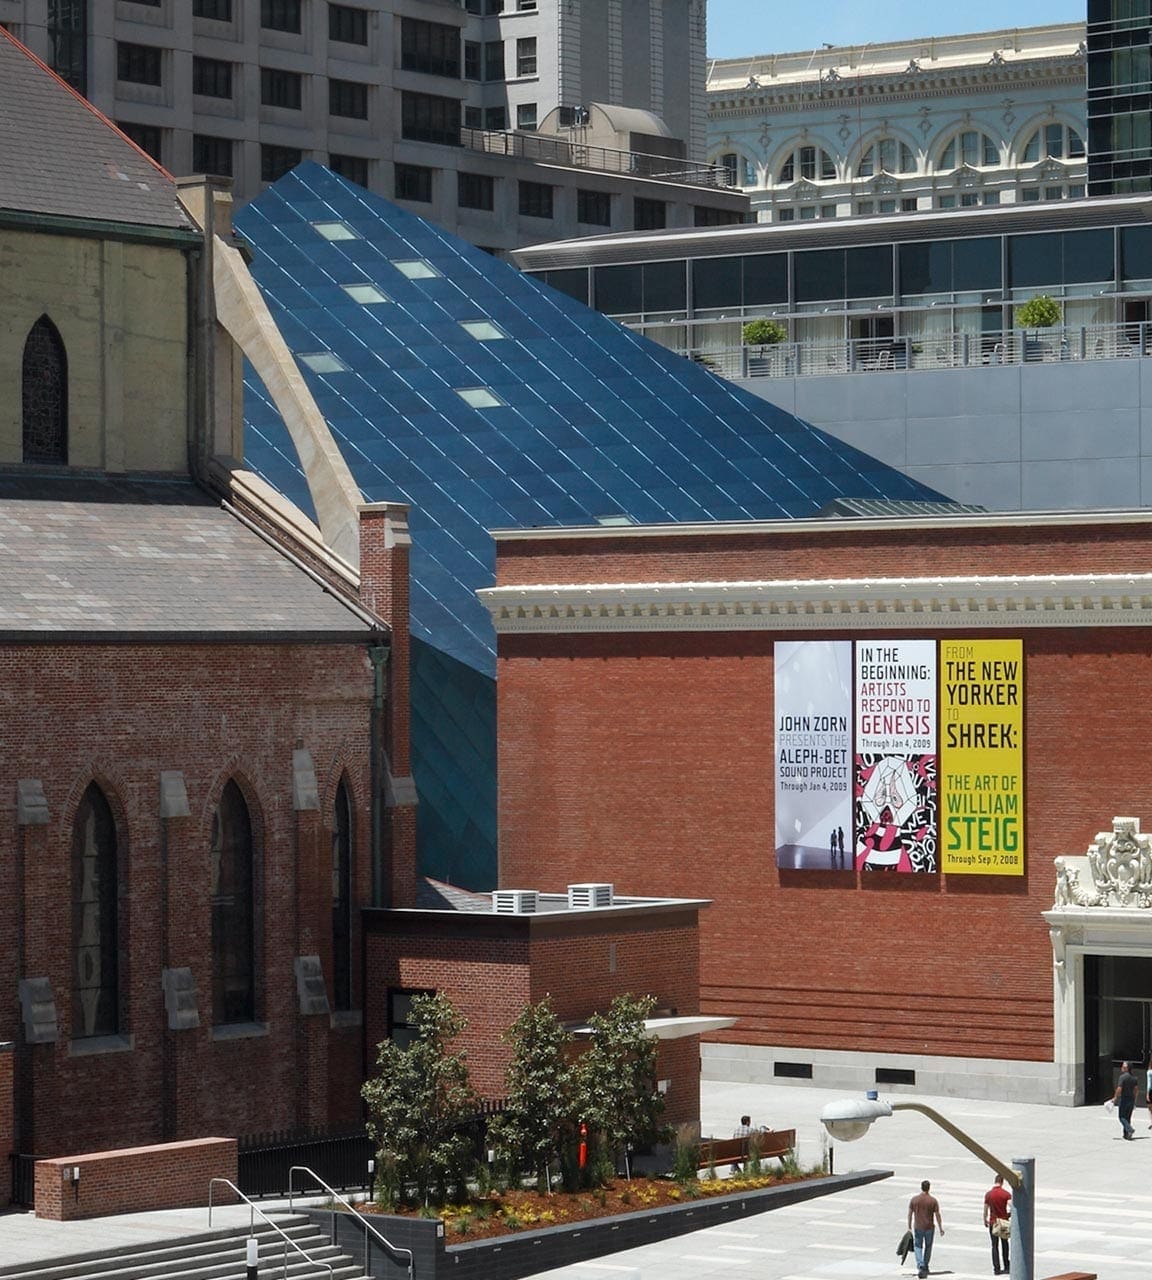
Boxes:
[0,1078,1132,1279]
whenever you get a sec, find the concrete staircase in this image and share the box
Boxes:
[0,1214,373,1280]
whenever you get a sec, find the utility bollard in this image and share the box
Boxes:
[246,1236,258,1280]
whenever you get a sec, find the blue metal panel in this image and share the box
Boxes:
[236,163,950,890]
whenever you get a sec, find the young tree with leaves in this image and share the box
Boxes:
[489,996,576,1192]
[362,992,479,1207]
[575,993,667,1179]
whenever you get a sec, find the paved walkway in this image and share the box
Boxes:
[0,1080,1129,1278]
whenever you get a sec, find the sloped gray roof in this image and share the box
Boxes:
[0,30,190,229]
[0,474,375,638]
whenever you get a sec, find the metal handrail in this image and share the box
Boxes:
[289,1165,414,1279]
[208,1177,334,1280]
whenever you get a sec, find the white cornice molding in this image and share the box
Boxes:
[479,572,1152,634]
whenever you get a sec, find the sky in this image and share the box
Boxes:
[706,0,1086,60]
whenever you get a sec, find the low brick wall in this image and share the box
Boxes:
[34,1137,238,1221]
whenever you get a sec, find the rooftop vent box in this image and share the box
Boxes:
[568,883,614,909]
[493,889,539,915]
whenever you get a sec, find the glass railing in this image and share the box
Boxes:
[687,321,1152,380]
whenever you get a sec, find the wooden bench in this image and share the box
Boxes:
[1041,1273,1096,1280]
[698,1128,795,1169]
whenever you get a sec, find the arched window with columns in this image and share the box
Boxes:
[22,315,68,465]
[72,783,120,1039]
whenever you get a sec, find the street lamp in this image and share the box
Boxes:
[820,1097,1034,1280]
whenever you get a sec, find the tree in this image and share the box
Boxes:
[489,996,576,1192]
[1015,294,1061,329]
[362,992,479,1207]
[574,993,667,1178]
[742,318,788,347]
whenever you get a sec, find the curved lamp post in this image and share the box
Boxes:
[820,1098,1034,1280]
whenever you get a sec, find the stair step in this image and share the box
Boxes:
[0,1217,372,1280]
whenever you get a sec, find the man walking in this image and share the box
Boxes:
[1114,1061,1138,1139]
[908,1179,944,1279]
[983,1172,1012,1275]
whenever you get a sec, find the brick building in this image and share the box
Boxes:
[0,27,419,1190]
[481,509,1152,1107]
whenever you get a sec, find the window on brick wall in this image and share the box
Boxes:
[211,780,257,1025]
[389,988,435,1049]
[72,784,120,1039]
[332,778,354,1011]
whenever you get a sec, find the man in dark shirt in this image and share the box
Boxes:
[1114,1061,1138,1139]
[908,1179,944,1278]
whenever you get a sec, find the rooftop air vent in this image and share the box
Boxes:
[493,889,539,915]
[567,883,614,909]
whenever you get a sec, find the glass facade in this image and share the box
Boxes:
[1088,0,1152,194]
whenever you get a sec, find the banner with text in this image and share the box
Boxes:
[854,639,938,873]
[774,640,853,871]
[939,639,1024,875]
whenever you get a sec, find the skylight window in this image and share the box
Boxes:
[459,320,506,341]
[342,283,390,304]
[455,387,504,409]
[312,220,360,241]
[392,259,442,280]
[595,514,637,527]
[298,351,349,373]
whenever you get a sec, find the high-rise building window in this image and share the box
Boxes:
[261,143,302,181]
[484,41,505,82]
[395,162,433,202]
[484,105,506,130]
[577,189,611,226]
[400,19,460,77]
[401,91,460,146]
[194,0,233,18]
[634,197,667,231]
[47,0,87,93]
[464,42,481,80]
[193,134,233,176]
[329,78,368,118]
[72,784,120,1040]
[329,3,368,45]
[116,42,162,86]
[261,0,301,33]
[261,67,302,109]
[330,154,369,186]
[118,121,163,163]
[192,56,233,98]
[516,36,537,76]
[458,172,496,210]
[516,102,538,131]
[519,180,553,218]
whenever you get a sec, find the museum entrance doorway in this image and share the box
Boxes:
[1083,953,1152,1103]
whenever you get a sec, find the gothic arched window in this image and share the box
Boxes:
[22,316,68,465]
[211,780,256,1025]
[73,783,119,1039]
[332,777,354,1011]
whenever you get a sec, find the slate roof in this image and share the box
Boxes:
[0,473,373,638]
[236,163,953,889]
[0,29,190,230]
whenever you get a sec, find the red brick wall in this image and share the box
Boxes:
[494,521,1152,1066]
[34,1138,237,1221]
[0,641,375,1157]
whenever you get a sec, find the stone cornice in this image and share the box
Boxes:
[480,573,1152,634]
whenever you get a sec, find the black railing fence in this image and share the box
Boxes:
[238,1125,374,1198]
[9,1152,36,1207]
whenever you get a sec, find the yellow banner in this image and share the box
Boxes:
[939,639,1023,875]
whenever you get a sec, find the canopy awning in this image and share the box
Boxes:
[568,1015,737,1040]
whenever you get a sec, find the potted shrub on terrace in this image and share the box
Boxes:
[742,318,789,374]
[1016,294,1061,362]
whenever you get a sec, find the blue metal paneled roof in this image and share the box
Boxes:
[236,163,949,887]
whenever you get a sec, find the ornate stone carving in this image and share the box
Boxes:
[1053,817,1152,909]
